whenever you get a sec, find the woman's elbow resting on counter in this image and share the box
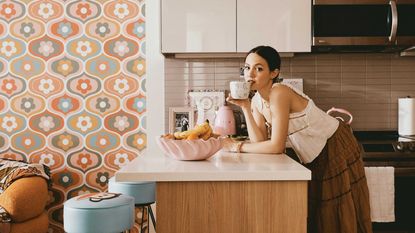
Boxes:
[241,141,285,154]
[267,147,285,154]
[268,140,286,154]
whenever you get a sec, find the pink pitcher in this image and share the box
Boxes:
[214,106,236,136]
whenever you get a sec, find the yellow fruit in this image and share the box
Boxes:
[173,131,183,139]
[163,134,175,140]
[201,125,212,140]
[172,120,211,140]
[191,120,210,135]
[187,132,199,140]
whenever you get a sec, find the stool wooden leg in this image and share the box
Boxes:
[140,206,145,233]
[149,206,156,231]
[146,206,149,233]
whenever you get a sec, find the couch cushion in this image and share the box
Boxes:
[0,177,48,222]
[10,211,48,233]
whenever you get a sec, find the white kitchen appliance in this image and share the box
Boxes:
[282,78,303,92]
[189,91,225,126]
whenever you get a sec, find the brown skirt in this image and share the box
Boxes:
[305,121,373,233]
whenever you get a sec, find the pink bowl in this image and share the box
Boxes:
[155,136,223,160]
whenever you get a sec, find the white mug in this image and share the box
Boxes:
[230,81,251,99]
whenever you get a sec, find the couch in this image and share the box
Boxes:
[0,160,50,233]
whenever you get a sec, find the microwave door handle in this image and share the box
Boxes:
[389,0,398,43]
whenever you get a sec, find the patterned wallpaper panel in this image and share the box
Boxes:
[0,0,146,231]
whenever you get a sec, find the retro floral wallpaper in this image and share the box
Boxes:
[0,0,146,231]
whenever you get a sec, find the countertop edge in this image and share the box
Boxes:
[116,170,312,182]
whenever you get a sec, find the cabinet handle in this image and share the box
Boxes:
[389,0,398,43]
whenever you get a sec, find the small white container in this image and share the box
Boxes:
[399,97,415,136]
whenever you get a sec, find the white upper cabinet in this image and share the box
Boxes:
[161,0,236,53]
[161,0,311,53]
[237,0,311,53]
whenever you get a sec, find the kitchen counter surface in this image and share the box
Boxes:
[115,147,311,182]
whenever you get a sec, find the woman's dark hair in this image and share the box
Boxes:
[246,45,281,83]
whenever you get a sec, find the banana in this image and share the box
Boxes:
[186,132,199,140]
[173,131,183,139]
[177,129,192,139]
[173,120,211,140]
[201,125,212,140]
[190,120,210,136]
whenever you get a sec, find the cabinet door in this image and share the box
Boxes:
[161,0,236,53]
[237,0,311,53]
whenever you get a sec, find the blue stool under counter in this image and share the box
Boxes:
[108,177,156,233]
[64,192,134,233]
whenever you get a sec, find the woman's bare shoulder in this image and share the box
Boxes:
[270,84,293,97]
[268,84,293,107]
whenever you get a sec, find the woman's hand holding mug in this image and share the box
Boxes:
[227,80,252,110]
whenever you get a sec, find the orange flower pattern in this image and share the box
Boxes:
[76,3,91,19]
[1,79,17,94]
[0,4,17,19]
[0,1,145,232]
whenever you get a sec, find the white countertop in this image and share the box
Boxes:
[115,146,311,182]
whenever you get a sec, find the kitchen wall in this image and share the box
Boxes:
[0,0,146,232]
[165,53,415,130]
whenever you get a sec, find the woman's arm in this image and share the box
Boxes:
[242,104,267,142]
[226,96,267,142]
[239,87,290,154]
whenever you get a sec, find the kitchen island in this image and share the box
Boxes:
[115,147,311,233]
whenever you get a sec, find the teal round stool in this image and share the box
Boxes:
[64,192,135,233]
[108,177,156,233]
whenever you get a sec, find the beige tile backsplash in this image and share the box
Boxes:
[165,53,415,131]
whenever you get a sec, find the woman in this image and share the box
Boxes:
[224,45,372,233]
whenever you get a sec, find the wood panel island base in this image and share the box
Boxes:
[115,148,311,233]
[157,181,307,233]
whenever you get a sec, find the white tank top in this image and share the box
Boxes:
[252,83,339,164]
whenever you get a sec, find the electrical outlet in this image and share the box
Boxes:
[282,78,303,92]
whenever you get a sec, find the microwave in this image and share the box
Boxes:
[313,0,415,52]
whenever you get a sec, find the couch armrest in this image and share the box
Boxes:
[0,177,48,222]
